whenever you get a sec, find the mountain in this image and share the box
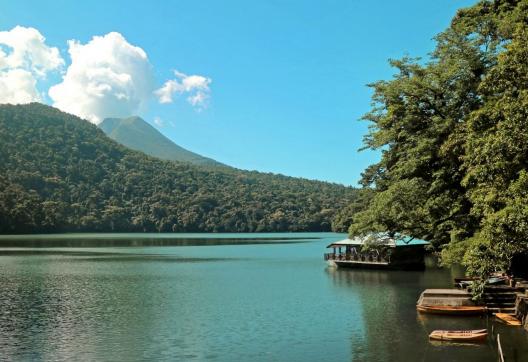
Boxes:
[0,103,360,233]
[99,116,224,167]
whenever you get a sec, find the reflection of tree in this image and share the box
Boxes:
[326,258,511,361]
[326,258,485,361]
[0,234,317,247]
[327,267,423,361]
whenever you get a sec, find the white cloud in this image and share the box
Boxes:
[49,32,154,124]
[0,68,40,103]
[0,26,63,104]
[0,27,212,120]
[153,116,164,127]
[155,70,211,109]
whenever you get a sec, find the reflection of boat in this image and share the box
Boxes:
[417,305,487,315]
[429,340,484,347]
[429,329,487,342]
[495,313,522,326]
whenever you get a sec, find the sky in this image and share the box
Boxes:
[0,0,477,186]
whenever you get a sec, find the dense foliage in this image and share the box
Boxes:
[345,0,528,283]
[0,103,359,233]
[331,188,374,232]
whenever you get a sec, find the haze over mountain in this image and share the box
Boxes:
[99,116,224,167]
[0,103,360,233]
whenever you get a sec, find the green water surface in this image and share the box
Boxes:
[0,233,526,361]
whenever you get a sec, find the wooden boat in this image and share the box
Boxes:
[429,329,487,342]
[324,233,428,270]
[417,305,487,315]
[495,313,522,326]
[487,276,508,285]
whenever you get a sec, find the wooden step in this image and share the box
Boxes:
[487,307,516,314]
[483,294,516,300]
[484,303,515,308]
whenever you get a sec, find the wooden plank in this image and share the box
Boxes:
[495,313,522,326]
[497,334,504,362]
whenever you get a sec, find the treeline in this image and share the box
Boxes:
[0,103,359,233]
[341,0,528,281]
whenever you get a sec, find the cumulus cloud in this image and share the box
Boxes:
[49,32,154,124]
[0,26,63,104]
[155,70,211,110]
[0,27,212,120]
[0,69,40,103]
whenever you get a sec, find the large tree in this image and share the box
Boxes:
[459,24,528,279]
[347,0,528,286]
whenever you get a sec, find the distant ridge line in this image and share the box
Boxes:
[99,116,226,167]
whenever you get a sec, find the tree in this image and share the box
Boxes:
[347,0,528,290]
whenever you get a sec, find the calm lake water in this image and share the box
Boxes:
[0,232,527,361]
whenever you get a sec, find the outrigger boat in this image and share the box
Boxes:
[417,305,487,315]
[495,313,522,326]
[429,329,487,342]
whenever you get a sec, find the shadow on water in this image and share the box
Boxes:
[0,233,320,248]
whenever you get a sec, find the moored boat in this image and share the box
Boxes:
[495,313,522,326]
[324,233,429,270]
[417,305,487,315]
[429,329,487,342]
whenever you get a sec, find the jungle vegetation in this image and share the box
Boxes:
[341,0,528,286]
[0,103,360,233]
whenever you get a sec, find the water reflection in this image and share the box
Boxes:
[326,267,423,361]
[1,234,527,361]
[0,251,228,360]
[0,233,320,248]
[0,249,239,263]
[326,259,528,362]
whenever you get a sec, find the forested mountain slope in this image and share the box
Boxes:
[0,103,358,233]
[99,116,224,167]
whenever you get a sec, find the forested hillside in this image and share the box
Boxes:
[99,116,224,167]
[340,0,528,283]
[0,103,358,233]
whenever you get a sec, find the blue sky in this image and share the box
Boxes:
[0,0,477,186]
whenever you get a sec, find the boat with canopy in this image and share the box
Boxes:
[324,233,429,270]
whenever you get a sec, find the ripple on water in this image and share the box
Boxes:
[0,234,527,361]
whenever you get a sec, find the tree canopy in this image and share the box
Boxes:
[0,103,360,234]
[344,0,528,283]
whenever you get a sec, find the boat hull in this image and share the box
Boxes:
[327,260,337,268]
[429,329,487,342]
[334,260,425,270]
[417,305,487,315]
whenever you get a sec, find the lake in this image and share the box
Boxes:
[0,233,527,361]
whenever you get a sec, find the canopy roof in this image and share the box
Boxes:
[327,233,429,248]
